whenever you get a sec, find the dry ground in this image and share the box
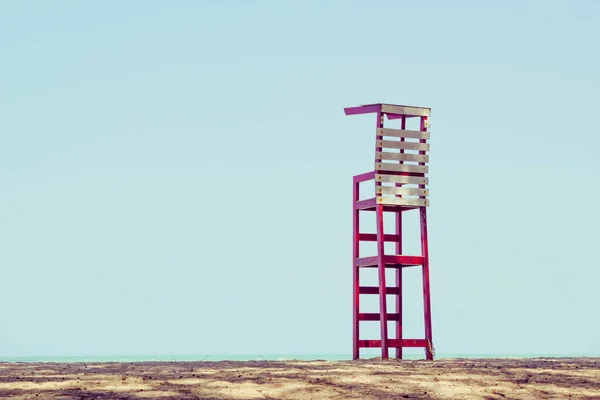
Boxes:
[0,358,598,399]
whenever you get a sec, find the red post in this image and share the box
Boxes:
[376,203,389,359]
[395,114,406,359]
[375,110,389,359]
[420,206,433,360]
[419,115,434,361]
[352,178,360,360]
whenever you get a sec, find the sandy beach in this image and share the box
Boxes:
[0,358,598,399]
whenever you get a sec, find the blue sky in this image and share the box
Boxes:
[1,1,599,357]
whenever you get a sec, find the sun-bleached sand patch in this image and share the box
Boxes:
[0,358,597,399]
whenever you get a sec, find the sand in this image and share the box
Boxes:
[0,358,598,399]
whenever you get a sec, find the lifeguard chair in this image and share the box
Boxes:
[345,103,434,360]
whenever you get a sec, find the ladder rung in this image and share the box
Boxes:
[359,313,400,321]
[358,339,428,348]
[358,339,400,348]
[403,339,428,347]
[359,286,400,295]
[358,233,400,242]
[355,255,424,268]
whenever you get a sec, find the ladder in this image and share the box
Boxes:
[345,103,434,360]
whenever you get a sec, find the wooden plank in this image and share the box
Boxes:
[358,339,385,348]
[386,255,425,265]
[355,198,376,211]
[376,163,428,174]
[376,186,428,196]
[359,286,400,295]
[376,151,428,163]
[358,339,426,348]
[356,255,425,267]
[359,313,401,321]
[355,256,378,267]
[353,171,375,183]
[377,128,430,140]
[402,339,428,347]
[358,233,401,242]
[377,196,429,207]
[377,140,429,152]
[375,174,428,185]
[381,104,431,117]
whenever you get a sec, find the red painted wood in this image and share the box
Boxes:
[355,198,377,211]
[344,104,381,116]
[354,197,419,212]
[387,255,424,266]
[420,115,434,361]
[358,339,427,348]
[395,114,406,359]
[355,255,424,268]
[358,233,400,242]
[353,171,375,183]
[402,339,428,348]
[420,206,434,361]
[349,104,434,361]
[358,339,397,348]
[359,313,400,321]
[375,110,389,360]
[373,170,426,177]
[359,286,400,295]
[353,179,360,360]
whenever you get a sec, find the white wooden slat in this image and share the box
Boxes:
[381,104,431,117]
[376,187,428,196]
[376,163,428,174]
[376,196,429,207]
[377,140,429,152]
[376,151,428,163]
[375,174,428,185]
[376,128,430,140]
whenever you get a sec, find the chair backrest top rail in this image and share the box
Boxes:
[344,103,431,118]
